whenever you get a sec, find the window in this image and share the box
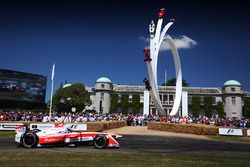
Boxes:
[99,101,103,113]
[231,97,236,105]
[163,95,168,103]
[169,95,173,101]
[151,108,156,115]
[188,96,192,104]
[100,93,104,100]
[140,95,144,103]
[231,87,235,92]
[200,96,204,105]
[118,94,121,102]
[150,97,153,104]
[129,94,132,102]
[212,97,216,105]
[101,84,105,88]
[232,111,237,116]
[160,94,163,102]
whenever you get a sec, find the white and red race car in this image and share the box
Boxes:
[15,123,122,149]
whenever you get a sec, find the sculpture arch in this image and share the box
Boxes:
[144,8,182,116]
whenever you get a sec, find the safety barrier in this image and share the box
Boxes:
[148,122,250,136]
[0,121,127,131]
[0,122,24,131]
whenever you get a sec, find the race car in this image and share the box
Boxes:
[157,8,165,18]
[15,123,122,149]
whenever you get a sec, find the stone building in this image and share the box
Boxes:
[86,77,250,119]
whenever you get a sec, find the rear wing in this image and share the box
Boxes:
[15,125,28,133]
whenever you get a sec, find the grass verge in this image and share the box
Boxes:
[207,135,250,143]
[0,151,249,167]
[0,131,15,138]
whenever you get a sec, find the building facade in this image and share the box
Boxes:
[86,77,250,119]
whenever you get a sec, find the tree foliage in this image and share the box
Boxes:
[131,94,141,114]
[120,94,129,115]
[216,101,225,118]
[162,77,190,87]
[110,93,118,113]
[191,96,200,117]
[243,98,250,118]
[110,93,142,114]
[203,96,213,118]
[52,83,91,113]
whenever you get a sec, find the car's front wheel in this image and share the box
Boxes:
[93,135,108,149]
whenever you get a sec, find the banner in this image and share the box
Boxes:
[247,129,250,137]
[64,124,87,131]
[30,124,55,130]
[0,122,87,131]
[219,128,243,136]
[0,123,24,131]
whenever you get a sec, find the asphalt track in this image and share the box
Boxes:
[1,127,250,155]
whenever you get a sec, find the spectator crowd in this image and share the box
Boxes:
[1,110,250,128]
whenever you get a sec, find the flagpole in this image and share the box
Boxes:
[165,70,167,89]
[49,64,55,122]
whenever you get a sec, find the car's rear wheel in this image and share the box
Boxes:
[22,132,39,148]
[93,135,108,149]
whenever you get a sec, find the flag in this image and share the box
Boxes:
[51,64,55,80]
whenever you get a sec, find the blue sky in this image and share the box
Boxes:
[0,0,250,102]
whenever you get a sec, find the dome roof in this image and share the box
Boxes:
[224,80,241,86]
[96,77,112,83]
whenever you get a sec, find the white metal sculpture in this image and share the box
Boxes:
[144,8,182,116]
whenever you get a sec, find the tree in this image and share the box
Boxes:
[191,96,200,117]
[120,94,129,115]
[110,93,118,113]
[120,94,129,114]
[162,77,190,87]
[243,98,250,118]
[216,101,225,118]
[203,96,213,118]
[52,83,91,113]
[131,94,141,114]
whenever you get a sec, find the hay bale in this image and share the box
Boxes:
[86,121,127,132]
[148,122,219,135]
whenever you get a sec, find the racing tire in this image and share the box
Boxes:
[22,132,39,148]
[93,135,108,149]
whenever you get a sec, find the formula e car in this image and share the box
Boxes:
[15,123,122,149]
